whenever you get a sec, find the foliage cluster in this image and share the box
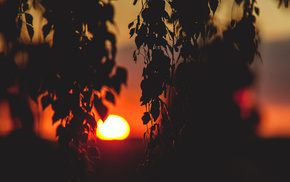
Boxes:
[0,0,126,181]
[130,0,289,181]
[130,0,257,156]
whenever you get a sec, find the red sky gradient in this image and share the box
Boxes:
[0,0,290,140]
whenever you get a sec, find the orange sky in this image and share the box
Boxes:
[0,0,290,140]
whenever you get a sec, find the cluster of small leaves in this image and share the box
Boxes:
[130,0,220,162]
[129,0,174,159]
[37,0,127,152]
[0,0,34,41]
[1,0,126,180]
[16,0,34,39]
[1,0,126,178]
[170,0,220,61]
[131,0,267,180]
[227,0,260,64]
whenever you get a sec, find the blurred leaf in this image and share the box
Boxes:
[142,112,151,125]
[41,95,52,110]
[116,67,127,85]
[128,21,134,29]
[235,0,243,5]
[25,13,33,25]
[105,91,115,105]
[104,3,114,23]
[85,113,97,130]
[56,124,64,137]
[51,99,70,123]
[129,28,135,38]
[42,23,52,39]
[209,0,218,14]
[94,98,108,121]
[23,3,29,12]
[26,24,34,40]
[255,7,259,15]
[88,146,100,158]
[133,0,138,5]
[150,99,160,121]
[135,35,143,48]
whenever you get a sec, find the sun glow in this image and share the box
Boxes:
[96,115,130,140]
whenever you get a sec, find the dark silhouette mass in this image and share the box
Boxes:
[0,0,290,182]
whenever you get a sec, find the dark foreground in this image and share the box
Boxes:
[1,131,290,182]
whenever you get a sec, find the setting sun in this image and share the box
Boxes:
[96,115,130,140]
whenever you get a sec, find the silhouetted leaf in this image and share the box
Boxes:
[235,0,243,5]
[142,112,151,125]
[85,113,97,130]
[150,99,160,121]
[23,3,29,12]
[94,98,108,121]
[52,111,63,123]
[88,146,100,158]
[255,7,260,16]
[128,21,134,29]
[51,99,70,123]
[135,35,143,48]
[42,23,51,39]
[104,3,114,23]
[115,67,127,85]
[209,0,219,13]
[133,0,138,5]
[56,124,64,137]
[25,13,33,25]
[130,28,135,38]
[41,95,52,110]
[26,25,34,40]
[105,91,115,105]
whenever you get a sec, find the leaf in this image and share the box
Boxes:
[27,24,34,40]
[235,0,243,5]
[142,112,151,125]
[135,35,143,48]
[105,91,115,105]
[129,28,135,38]
[255,7,260,16]
[41,95,53,110]
[150,99,160,121]
[51,99,70,123]
[94,98,108,121]
[56,124,64,137]
[25,13,33,25]
[209,0,219,14]
[88,146,100,158]
[133,0,138,5]
[85,113,97,130]
[23,3,29,12]
[42,23,52,39]
[115,67,127,85]
[128,21,134,29]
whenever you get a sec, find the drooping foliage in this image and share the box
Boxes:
[0,0,126,180]
[130,0,289,181]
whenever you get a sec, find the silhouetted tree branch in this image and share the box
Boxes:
[131,0,288,181]
[0,0,126,181]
